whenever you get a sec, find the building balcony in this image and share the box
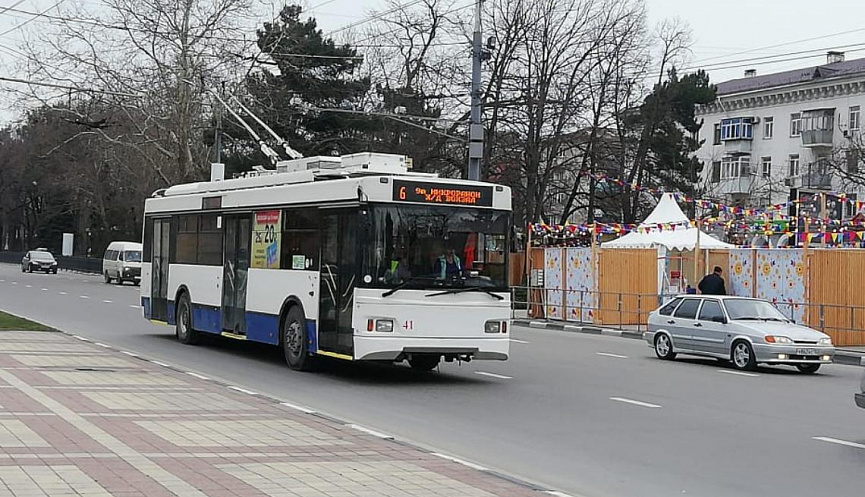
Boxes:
[801,129,834,148]
[801,108,835,148]
[801,171,833,190]
[716,176,753,194]
[723,140,752,154]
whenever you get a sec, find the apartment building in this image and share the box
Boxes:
[695,52,864,216]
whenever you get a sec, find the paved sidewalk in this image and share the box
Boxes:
[0,330,547,497]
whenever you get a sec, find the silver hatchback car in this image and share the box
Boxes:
[645,296,835,373]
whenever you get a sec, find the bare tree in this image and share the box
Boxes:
[17,0,255,183]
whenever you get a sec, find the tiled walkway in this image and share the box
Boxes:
[0,330,541,497]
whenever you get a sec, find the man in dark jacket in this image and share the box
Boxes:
[698,266,727,295]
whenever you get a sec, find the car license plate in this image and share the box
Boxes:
[796,348,818,356]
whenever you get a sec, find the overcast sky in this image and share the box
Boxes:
[0,0,862,123]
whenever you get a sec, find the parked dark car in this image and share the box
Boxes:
[21,250,58,274]
[857,370,865,409]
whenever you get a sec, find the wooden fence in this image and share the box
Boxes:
[596,249,658,325]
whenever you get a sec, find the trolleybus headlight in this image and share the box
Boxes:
[375,319,394,332]
[484,321,501,333]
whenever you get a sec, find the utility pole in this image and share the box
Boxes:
[467,0,485,181]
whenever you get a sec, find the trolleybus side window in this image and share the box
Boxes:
[281,209,320,270]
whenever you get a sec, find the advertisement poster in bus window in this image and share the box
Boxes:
[252,210,281,269]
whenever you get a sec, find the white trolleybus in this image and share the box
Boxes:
[140,153,512,371]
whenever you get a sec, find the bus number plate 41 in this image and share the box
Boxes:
[403,320,414,331]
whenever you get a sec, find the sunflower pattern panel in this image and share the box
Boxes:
[755,249,805,323]
[729,249,754,297]
[544,248,564,320]
[565,247,595,323]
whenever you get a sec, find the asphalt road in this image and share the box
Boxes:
[0,263,864,497]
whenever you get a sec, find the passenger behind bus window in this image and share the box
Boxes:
[435,248,462,279]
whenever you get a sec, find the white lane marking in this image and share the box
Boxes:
[546,492,576,497]
[718,369,759,377]
[596,352,628,359]
[58,291,67,295]
[0,279,4,282]
[79,295,89,299]
[102,300,113,304]
[813,437,865,450]
[432,453,488,472]
[279,401,317,414]
[120,351,138,357]
[185,372,209,381]
[509,338,529,344]
[94,343,110,348]
[128,305,139,309]
[348,424,393,439]
[41,288,47,291]
[71,335,89,341]
[227,386,258,396]
[25,285,32,288]
[151,361,171,368]
[610,397,662,409]
[11,282,16,285]
[475,371,512,380]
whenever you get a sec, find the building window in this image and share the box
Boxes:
[850,106,861,131]
[720,118,753,141]
[713,124,721,145]
[790,113,802,137]
[721,156,749,179]
[711,161,721,183]
[788,154,800,177]
[761,157,771,178]
[763,117,773,139]
[848,149,860,174]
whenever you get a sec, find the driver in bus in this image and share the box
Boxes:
[436,248,463,279]
[384,252,411,283]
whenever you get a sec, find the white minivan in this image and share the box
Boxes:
[103,241,143,285]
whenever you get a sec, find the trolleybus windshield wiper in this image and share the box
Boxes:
[425,286,504,300]
[381,277,436,298]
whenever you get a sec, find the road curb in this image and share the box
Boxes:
[513,318,865,367]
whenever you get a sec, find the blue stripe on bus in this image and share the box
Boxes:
[192,304,221,334]
[141,297,151,319]
[167,301,176,326]
[246,312,279,345]
[306,320,317,352]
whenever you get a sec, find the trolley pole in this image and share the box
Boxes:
[467,0,484,181]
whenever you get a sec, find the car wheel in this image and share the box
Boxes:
[654,333,677,360]
[283,306,313,371]
[408,355,441,371]
[175,294,199,345]
[104,272,112,284]
[796,364,821,374]
[732,341,757,371]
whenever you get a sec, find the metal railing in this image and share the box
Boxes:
[510,286,676,332]
[0,252,103,274]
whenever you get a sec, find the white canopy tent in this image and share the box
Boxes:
[602,193,733,251]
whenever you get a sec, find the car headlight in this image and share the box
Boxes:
[375,319,394,333]
[819,337,832,346]
[765,335,793,344]
[484,320,502,333]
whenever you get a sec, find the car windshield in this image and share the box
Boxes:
[125,251,142,263]
[30,252,54,262]
[363,205,510,290]
[724,299,789,321]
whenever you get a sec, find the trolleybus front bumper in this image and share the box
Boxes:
[353,336,509,361]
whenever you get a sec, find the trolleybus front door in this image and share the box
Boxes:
[318,211,357,357]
